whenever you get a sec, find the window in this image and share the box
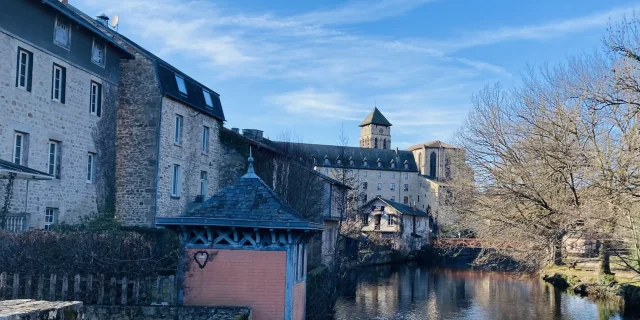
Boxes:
[391,162,395,169]
[392,172,396,178]
[16,48,33,91]
[363,160,368,167]
[13,132,25,165]
[324,158,330,165]
[90,81,102,116]
[378,171,382,178]
[86,153,95,183]
[387,214,394,226]
[200,171,207,197]
[54,17,70,49]
[405,173,409,180]
[404,163,409,170]
[377,183,382,190]
[403,196,409,204]
[404,184,409,191]
[48,141,60,178]
[362,182,368,190]
[203,90,213,107]
[377,161,382,168]
[363,171,367,177]
[202,126,209,153]
[391,196,395,201]
[45,208,57,231]
[175,74,187,95]
[91,39,105,67]
[430,152,437,178]
[383,139,387,149]
[349,169,354,177]
[374,138,378,148]
[51,64,66,103]
[174,115,183,144]
[361,214,369,225]
[349,159,354,166]
[418,194,420,202]
[172,164,181,197]
[390,183,395,191]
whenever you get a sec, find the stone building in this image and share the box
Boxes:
[60,4,227,227]
[0,0,133,230]
[361,197,430,251]
[273,107,463,234]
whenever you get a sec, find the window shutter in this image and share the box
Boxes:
[60,68,66,104]
[15,50,20,87]
[96,84,102,117]
[26,52,33,92]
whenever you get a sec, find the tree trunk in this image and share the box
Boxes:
[552,235,564,266]
[599,240,612,275]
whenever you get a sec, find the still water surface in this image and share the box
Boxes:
[334,264,639,320]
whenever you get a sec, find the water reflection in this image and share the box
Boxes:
[334,264,639,320]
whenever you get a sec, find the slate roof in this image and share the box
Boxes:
[40,0,133,59]
[65,3,225,122]
[360,107,392,127]
[0,159,53,180]
[272,142,418,172]
[406,140,460,151]
[156,161,322,230]
[365,197,429,217]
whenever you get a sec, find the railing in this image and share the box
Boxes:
[2,213,29,233]
[0,272,177,306]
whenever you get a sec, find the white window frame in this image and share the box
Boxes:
[376,183,382,190]
[203,89,213,107]
[13,133,24,165]
[45,208,57,231]
[86,153,95,183]
[404,184,409,191]
[378,171,382,178]
[17,49,30,90]
[202,126,209,153]
[391,196,396,201]
[52,65,63,102]
[90,82,101,115]
[172,164,181,197]
[91,39,105,67]
[48,141,58,176]
[387,214,394,226]
[53,16,71,49]
[175,74,187,95]
[363,171,367,178]
[174,115,183,144]
[390,183,395,191]
[404,173,409,180]
[200,171,207,197]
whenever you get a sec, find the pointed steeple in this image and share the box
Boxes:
[359,107,392,127]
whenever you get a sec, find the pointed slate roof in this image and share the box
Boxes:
[359,107,392,127]
[156,152,322,230]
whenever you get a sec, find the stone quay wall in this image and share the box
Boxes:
[84,305,251,320]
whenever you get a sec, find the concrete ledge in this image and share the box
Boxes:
[0,299,83,320]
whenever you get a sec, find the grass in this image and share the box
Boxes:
[542,257,640,286]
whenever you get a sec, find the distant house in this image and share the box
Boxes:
[361,197,430,251]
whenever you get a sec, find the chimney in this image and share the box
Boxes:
[231,128,240,133]
[60,0,69,5]
[395,147,399,155]
[96,14,109,27]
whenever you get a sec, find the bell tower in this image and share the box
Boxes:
[359,107,392,149]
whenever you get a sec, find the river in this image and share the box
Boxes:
[333,264,639,320]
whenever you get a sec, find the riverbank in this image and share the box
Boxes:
[541,262,640,308]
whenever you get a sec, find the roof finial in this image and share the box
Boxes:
[247,146,255,174]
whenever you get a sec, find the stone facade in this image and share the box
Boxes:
[84,305,251,320]
[361,198,430,251]
[360,123,391,149]
[0,30,117,228]
[0,300,83,320]
[155,97,222,218]
[114,55,161,226]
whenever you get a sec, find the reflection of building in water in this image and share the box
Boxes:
[358,271,399,319]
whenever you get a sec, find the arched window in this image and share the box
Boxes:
[390,161,395,169]
[377,159,382,168]
[363,159,368,167]
[383,139,387,149]
[374,138,378,148]
[429,152,437,178]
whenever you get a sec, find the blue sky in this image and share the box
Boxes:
[74,0,639,148]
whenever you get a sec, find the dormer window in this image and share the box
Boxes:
[324,156,330,165]
[311,156,317,165]
[390,161,395,169]
[404,161,409,170]
[349,157,354,166]
[363,158,368,167]
[175,74,187,95]
[203,89,213,107]
[54,17,70,49]
[377,159,382,168]
[337,158,342,165]
[91,39,105,67]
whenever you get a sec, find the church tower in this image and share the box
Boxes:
[359,107,392,149]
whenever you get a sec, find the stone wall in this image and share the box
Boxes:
[0,300,83,320]
[0,31,117,228]
[84,305,251,320]
[156,97,222,218]
[114,55,162,227]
